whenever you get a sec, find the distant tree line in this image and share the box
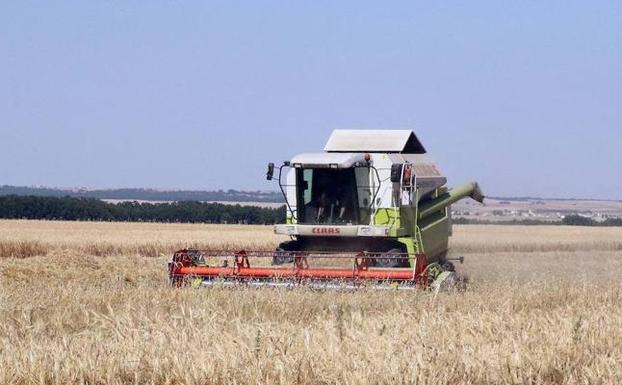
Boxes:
[0,185,284,203]
[452,218,557,226]
[0,195,286,224]
[1,195,620,227]
[561,214,622,227]
[454,215,622,227]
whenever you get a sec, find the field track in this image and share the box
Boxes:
[1,220,621,384]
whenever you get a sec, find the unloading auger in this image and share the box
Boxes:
[169,130,484,290]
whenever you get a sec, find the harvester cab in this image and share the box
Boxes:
[169,129,484,290]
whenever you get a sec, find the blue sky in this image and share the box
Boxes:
[1,1,620,199]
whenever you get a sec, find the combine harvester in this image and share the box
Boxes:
[169,130,484,290]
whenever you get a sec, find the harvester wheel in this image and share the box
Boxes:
[272,247,295,265]
[441,261,456,272]
[373,248,409,268]
[431,271,468,292]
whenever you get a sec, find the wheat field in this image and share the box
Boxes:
[1,220,621,385]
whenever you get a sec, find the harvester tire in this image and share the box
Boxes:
[441,261,456,272]
[272,247,295,265]
[374,248,409,268]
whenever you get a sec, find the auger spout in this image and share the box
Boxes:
[418,181,484,220]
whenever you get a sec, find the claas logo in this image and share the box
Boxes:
[312,227,341,235]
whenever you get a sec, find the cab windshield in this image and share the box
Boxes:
[296,167,372,225]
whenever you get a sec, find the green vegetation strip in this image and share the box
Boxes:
[0,195,286,224]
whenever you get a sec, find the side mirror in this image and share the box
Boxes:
[301,180,309,190]
[266,163,275,180]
